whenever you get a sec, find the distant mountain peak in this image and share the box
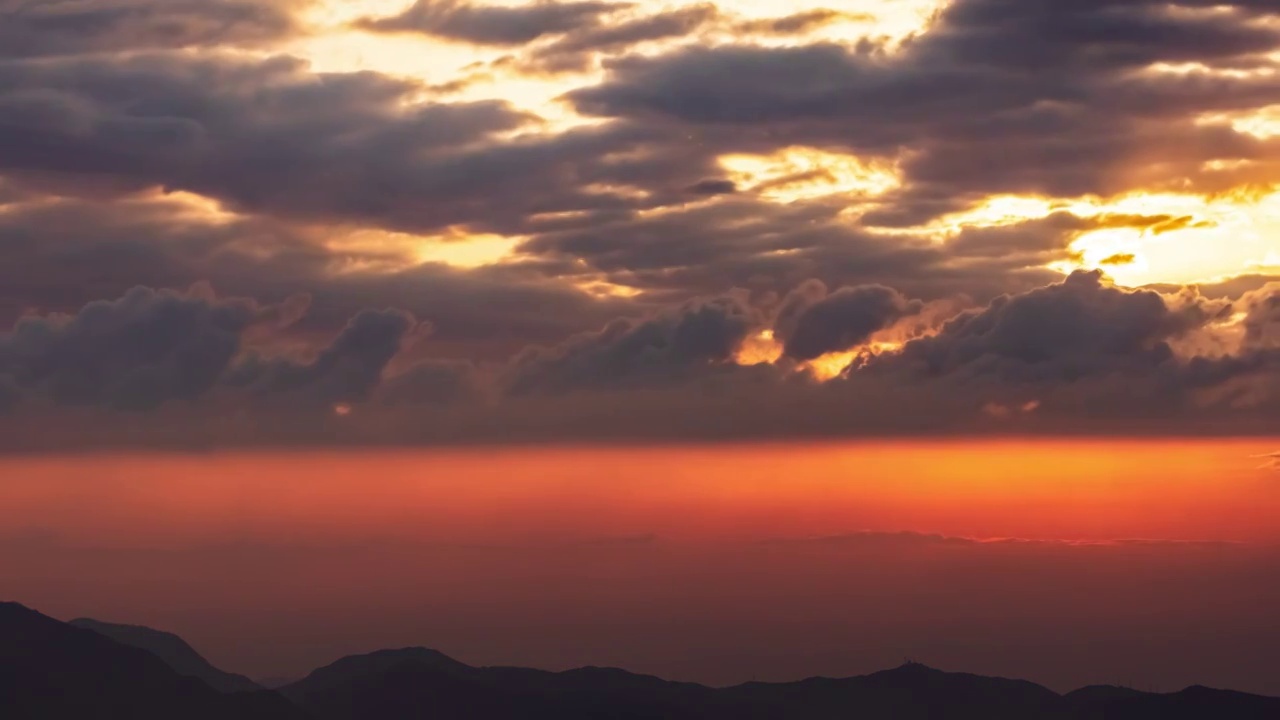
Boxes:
[334,646,471,672]
[69,617,261,694]
[7,602,1280,720]
[0,602,301,720]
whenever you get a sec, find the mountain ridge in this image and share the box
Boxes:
[69,617,261,693]
[4,602,1278,719]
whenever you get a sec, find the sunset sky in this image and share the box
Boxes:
[2,0,1280,697]
[0,0,1279,442]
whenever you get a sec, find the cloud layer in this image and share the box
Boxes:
[1,0,1279,447]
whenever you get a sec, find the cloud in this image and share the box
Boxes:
[0,0,311,57]
[378,359,486,406]
[569,0,1280,222]
[684,179,738,196]
[1240,282,1280,349]
[0,285,301,411]
[763,530,1247,550]
[519,4,720,74]
[517,195,1066,307]
[774,281,923,361]
[0,48,729,241]
[227,309,421,405]
[1253,452,1280,470]
[1101,253,1137,266]
[734,9,872,36]
[355,0,626,45]
[0,193,637,356]
[504,293,765,394]
[872,270,1231,382]
[0,0,1278,447]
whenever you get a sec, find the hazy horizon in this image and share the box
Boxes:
[5,439,1279,694]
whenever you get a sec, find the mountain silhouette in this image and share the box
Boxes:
[69,617,261,693]
[5,601,1280,719]
[0,603,303,720]
[279,651,1280,720]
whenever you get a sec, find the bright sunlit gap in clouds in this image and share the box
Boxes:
[915,190,1280,287]
[288,0,947,129]
[720,147,903,202]
[185,0,1280,287]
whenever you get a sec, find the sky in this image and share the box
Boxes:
[0,0,1279,445]
[3,440,1280,693]
[2,0,1280,697]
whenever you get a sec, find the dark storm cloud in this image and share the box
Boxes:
[775,282,924,361]
[0,0,310,57]
[355,0,626,45]
[569,0,1280,222]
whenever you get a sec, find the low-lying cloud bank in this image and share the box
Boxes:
[1,270,1277,450]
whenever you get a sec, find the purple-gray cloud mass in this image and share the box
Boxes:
[1,0,1279,448]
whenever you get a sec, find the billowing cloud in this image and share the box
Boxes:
[0,285,295,411]
[228,309,420,405]
[504,294,764,394]
[875,271,1231,381]
[775,282,923,361]
[1240,283,1280,350]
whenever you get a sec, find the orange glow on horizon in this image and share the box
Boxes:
[5,438,1280,689]
[2,439,1277,549]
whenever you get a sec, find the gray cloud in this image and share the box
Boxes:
[1240,283,1280,350]
[873,270,1232,382]
[378,358,486,406]
[0,285,285,411]
[776,282,924,361]
[504,293,765,395]
[520,4,720,74]
[356,0,626,45]
[0,0,1278,447]
[518,196,1066,305]
[228,309,419,406]
[0,0,310,57]
[569,0,1280,223]
[734,9,870,36]
[0,193,639,357]
[0,46,756,253]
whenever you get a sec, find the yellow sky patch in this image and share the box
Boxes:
[720,147,902,202]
